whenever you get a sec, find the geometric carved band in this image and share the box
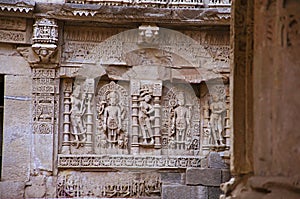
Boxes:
[58,154,203,169]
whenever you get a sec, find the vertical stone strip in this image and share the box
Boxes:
[152,82,162,152]
[61,79,72,154]
[130,80,140,155]
[30,18,59,171]
[84,78,95,153]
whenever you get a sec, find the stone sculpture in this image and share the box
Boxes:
[138,86,155,145]
[70,84,87,148]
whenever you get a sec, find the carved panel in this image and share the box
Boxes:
[32,69,59,134]
[0,30,26,44]
[57,172,161,198]
[0,17,26,31]
[61,28,230,69]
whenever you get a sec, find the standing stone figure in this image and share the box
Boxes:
[210,94,226,145]
[171,92,190,149]
[138,89,155,145]
[70,85,87,147]
[103,91,122,148]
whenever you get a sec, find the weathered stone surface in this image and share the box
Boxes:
[207,152,229,169]
[221,169,231,183]
[0,45,31,76]
[2,75,31,181]
[25,175,46,198]
[208,186,222,199]
[161,172,185,185]
[0,181,25,199]
[46,176,57,198]
[162,185,208,199]
[186,168,221,186]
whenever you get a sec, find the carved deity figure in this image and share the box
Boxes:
[138,89,155,145]
[70,85,86,147]
[103,91,122,148]
[210,95,226,145]
[171,92,190,149]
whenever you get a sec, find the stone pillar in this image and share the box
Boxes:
[18,17,60,172]
[62,79,72,154]
[84,78,94,153]
[153,96,161,151]
[152,81,162,154]
[130,80,140,155]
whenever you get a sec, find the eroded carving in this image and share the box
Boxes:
[170,92,191,150]
[138,87,155,146]
[57,172,161,198]
[70,83,87,148]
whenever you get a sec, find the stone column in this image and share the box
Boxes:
[130,80,140,155]
[153,96,161,150]
[18,17,59,172]
[84,78,94,153]
[152,82,162,154]
[61,79,72,154]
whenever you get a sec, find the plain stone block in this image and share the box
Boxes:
[208,186,222,199]
[186,168,221,186]
[0,181,25,199]
[162,185,207,199]
[207,152,229,169]
[221,169,231,183]
[161,172,184,184]
[2,75,31,181]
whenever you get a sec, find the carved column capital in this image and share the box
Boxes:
[18,17,59,66]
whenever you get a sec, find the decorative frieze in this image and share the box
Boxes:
[57,172,161,198]
[0,30,26,44]
[0,17,26,31]
[58,155,202,168]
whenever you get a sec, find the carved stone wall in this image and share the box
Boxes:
[0,1,231,199]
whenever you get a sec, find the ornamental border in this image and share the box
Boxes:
[58,154,203,169]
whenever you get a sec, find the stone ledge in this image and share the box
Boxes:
[186,168,221,186]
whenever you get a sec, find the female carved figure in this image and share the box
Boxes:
[210,94,226,145]
[103,91,122,148]
[171,92,190,149]
[70,85,86,147]
[138,90,154,145]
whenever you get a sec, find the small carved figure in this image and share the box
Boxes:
[138,89,155,145]
[210,94,226,145]
[171,92,190,149]
[103,91,122,148]
[70,85,87,148]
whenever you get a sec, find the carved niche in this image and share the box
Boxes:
[95,81,129,154]
[202,84,230,152]
[161,85,201,156]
